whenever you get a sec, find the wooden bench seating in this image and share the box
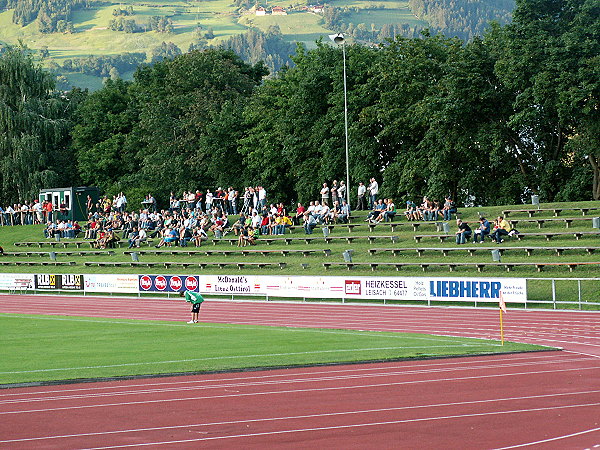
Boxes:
[15,240,154,249]
[323,261,600,272]
[211,236,398,245]
[4,251,109,257]
[367,221,444,233]
[413,231,600,243]
[508,217,595,229]
[0,261,76,267]
[502,207,600,217]
[84,261,287,270]
[369,246,600,257]
[124,249,332,257]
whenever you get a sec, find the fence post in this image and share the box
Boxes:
[578,280,582,310]
[552,279,556,309]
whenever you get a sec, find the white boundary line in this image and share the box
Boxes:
[2,390,599,444]
[1,366,598,416]
[80,402,600,449]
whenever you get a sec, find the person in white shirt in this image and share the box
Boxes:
[368,178,379,209]
[320,183,330,206]
[357,182,367,210]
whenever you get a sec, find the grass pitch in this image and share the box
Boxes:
[0,314,550,385]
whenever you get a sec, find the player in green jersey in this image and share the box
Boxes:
[180,290,205,323]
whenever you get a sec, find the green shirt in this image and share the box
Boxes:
[184,291,204,304]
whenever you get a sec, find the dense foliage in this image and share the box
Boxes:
[0,48,82,203]
[1,0,598,207]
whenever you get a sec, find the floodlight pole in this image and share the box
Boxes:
[329,33,351,206]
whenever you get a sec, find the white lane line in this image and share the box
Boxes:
[2,390,599,444]
[0,352,570,398]
[2,356,595,405]
[79,402,600,449]
[1,366,598,416]
[0,344,503,376]
[494,426,600,449]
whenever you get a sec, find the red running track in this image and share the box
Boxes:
[1,294,599,449]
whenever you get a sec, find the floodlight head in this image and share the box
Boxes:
[329,33,345,45]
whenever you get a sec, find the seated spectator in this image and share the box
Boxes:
[381,199,396,222]
[192,227,208,247]
[338,200,351,224]
[293,203,306,225]
[455,219,472,244]
[303,212,317,235]
[43,221,58,238]
[442,197,457,221]
[104,228,119,248]
[491,216,511,243]
[404,200,418,221]
[179,226,192,247]
[127,227,140,249]
[366,199,386,223]
[473,217,491,243]
[94,229,107,249]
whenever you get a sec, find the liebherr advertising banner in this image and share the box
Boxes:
[0,273,527,302]
[190,275,527,303]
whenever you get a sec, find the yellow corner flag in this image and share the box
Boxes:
[499,291,507,345]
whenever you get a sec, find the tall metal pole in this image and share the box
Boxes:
[342,42,351,206]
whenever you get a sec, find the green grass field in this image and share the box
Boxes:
[0,313,549,384]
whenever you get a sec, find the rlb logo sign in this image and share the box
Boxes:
[138,275,200,292]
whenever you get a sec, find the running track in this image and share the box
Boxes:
[1,295,599,449]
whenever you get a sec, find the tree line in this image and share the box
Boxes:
[0,0,598,208]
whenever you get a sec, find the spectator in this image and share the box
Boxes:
[367,178,379,209]
[356,182,366,210]
[320,182,330,206]
[338,199,351,224]
[491,216,512,243]
[331,180,338,206]
[442,197,457,221]
[338,181,347,204]
[382,199,396,222]
[303,212,317,234]
[473,217,491,243]
[455,219,472,244]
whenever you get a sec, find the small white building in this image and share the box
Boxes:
[255,6,266,15]
[271,6,287,15]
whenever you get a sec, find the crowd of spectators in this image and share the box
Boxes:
[404,197,457,222]
[4,180,469,250]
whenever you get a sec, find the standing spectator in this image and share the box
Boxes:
[205,190,213,212]
[455,219,472,244]
[338,181,347,204]
[320,183,330,206]
[257,186,267,209]
[356,182,367,210]
[331,180,338,206]
[367,178,379,209]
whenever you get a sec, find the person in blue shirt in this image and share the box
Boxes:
[473,217,491,243]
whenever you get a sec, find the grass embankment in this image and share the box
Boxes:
[0,200,599,276]
[0,314,550,385]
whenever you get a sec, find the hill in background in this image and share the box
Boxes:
[0,0,514,89]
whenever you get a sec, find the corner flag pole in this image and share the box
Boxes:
[499,308,504,346]
[499,291,507,346]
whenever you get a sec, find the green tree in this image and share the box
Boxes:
[0,47,79,203]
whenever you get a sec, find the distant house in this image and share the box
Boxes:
[271,6,287,15]
[255,6,266,15]
[309,5,324,13]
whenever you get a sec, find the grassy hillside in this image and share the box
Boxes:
[0,0,427,89]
